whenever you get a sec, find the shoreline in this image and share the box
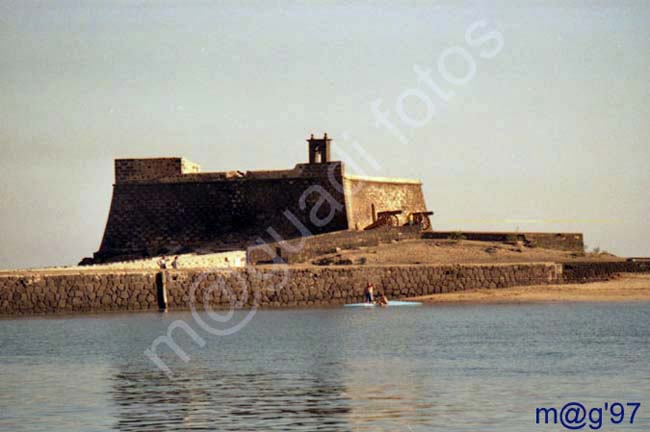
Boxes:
[2,262,649,316]
[2,274,650,319]
[407,273,650,304]
[2,274,649,320]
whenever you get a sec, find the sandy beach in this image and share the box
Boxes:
[407,273,650,304]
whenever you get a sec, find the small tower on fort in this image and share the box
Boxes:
[307,133,331,164]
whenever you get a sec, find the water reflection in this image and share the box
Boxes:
[109,353,437,430]
[340,359,434,431]
[111,367,352,431]
[1,304,649,432]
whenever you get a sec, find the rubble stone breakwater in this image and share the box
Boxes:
[1,261,648,316]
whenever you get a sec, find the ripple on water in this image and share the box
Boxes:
[1,304,649,431]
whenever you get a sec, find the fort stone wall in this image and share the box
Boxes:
[423,231,585,252]
[114,158,201,183]
[82,250,246,270]
[343,175,428,230]
[247,226,423,264]
[95,162,349,262]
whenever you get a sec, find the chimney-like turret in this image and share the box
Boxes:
[307,133,331,164]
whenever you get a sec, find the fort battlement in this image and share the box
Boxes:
[115,157,352,184]
[115,157,202,183]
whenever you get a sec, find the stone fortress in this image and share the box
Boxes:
[4,133,650,316]
[90,134,429,263]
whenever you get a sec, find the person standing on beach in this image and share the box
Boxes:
[158,256,168,270]
[171,256,180,269]
[364,282,375,303]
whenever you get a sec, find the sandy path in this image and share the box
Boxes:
[406,273,650,304]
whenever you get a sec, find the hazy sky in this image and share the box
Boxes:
[1,0,649,269]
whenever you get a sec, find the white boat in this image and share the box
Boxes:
[343,300,422,308]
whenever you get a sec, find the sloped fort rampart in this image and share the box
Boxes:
[93,134,427,263]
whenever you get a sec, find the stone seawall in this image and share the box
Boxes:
[0,263,558,315]
[0,271,160,315]
[1,261,648,316]
[164,263,560,309]
[561,261,650,282]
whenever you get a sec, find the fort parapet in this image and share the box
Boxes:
[114,157,201,183]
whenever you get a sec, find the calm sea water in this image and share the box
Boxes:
[1,303,649,431]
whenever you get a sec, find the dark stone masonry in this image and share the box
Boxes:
[2,261,648,316]
[560,261,650,282]
[164,263,562,309]
[423,231,584,252]
[247,226,424,265]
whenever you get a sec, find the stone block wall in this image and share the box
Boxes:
[344,176,428,230]
[3,261,650,316]
[561,261,650,282]
[164,263,561,309]
[0,262,559,315]
[0,271,159,315]
[115,158,201,184]
[424,231,584,252]
[95,162,349,261]
[523,233,584,251]
[247,226,423,264]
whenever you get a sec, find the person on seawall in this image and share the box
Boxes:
[364,282,375,303]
